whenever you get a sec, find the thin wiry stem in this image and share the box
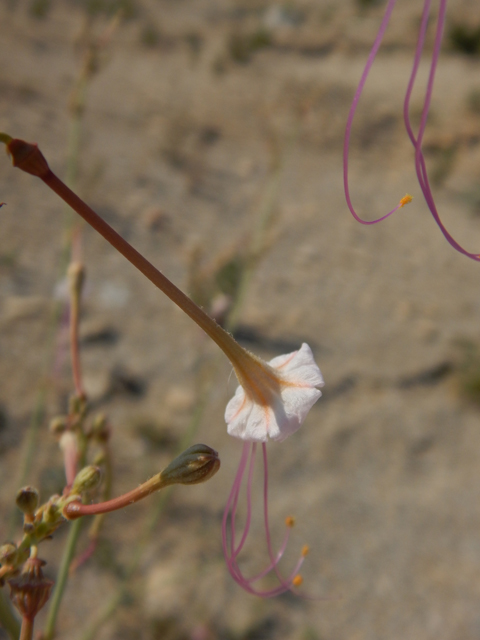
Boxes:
[69,277,85,399]
[43,519,83,640]
[0,589,20,640]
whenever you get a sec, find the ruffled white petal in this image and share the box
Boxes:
[225,342,323,443]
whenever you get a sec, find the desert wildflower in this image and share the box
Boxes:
[223,343,324,596]
[1,135,324,596]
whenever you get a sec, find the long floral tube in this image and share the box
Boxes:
[0,135,299,397]
[344,0,480,261]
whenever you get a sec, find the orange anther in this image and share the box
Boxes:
[399,194,413,208]
[292,575,303,587]
[285,516,295,527]
[301,544,310,557]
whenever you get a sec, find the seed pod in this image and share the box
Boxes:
[8,557,53,620]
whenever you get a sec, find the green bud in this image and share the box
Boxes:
[161,444,220,487]
[43,501,60,525]
[71,465,102,495]
[15,486,39,515]
[90,413,109,442]
[0,543,17,565]
[49,416,67,438]
[69,393,87,417]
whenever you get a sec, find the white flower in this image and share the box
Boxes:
[225,343,324,442]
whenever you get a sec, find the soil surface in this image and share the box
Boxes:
[1,1,480,639]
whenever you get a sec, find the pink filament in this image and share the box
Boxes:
[344,0,480,261]
[343,0,399,225]
[221,442,305,597]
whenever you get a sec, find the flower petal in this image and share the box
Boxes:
[272,385,322,442]
[225,342,324,443]
[271,343,324,389]
[226,390,271,442]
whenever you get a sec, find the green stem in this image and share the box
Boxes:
[7,390,46,539]
[74,156,280,639]
[0,589,20,640]
[43,519,83,640]
[76,377,211,640]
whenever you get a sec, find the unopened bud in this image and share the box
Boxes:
[71,465,102,495]
[1,136,50,178]
[16,487,39,516]
[69,393,87,417]
[49,416,67,438]
[0,543,17,565]
[43,501,60,525]
[90,413,109,442]
[8,557,53,620]
[161,444,220,486]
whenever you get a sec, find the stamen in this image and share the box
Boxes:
[403,0,480,261]
[398,194,412,208]
[345,0,480,261]
[343,0,401,225]
[292,575,303,587]
[222,442,310,597]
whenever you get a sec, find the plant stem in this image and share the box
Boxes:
[43,519,83,640]
[19,617,33,640]
[0,589,20,640]
[41,170,257,379]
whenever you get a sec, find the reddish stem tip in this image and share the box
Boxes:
[4,138,51,179]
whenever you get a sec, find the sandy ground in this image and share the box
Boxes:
[1,1,480,639]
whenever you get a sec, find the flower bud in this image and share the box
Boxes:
[49,416,67,438]
[71,465,102,495]
[90,413,110,443]
[0,543,17,565]
[16,487,39,516]
[8,557,53,620]
[2,136,50,178]
[43,501,60,525]
[161,444,220,486]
